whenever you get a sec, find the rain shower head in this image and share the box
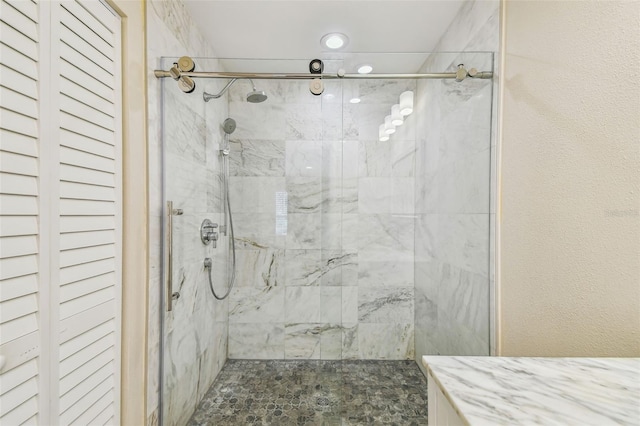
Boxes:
[203,78,268,103]
[245,79,267,103]
[247,89,268,103]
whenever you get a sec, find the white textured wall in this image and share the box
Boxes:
[498,0,640,356]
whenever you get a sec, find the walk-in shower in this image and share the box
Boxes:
[157,54,494,425]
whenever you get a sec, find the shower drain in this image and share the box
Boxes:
[316,397,330,407]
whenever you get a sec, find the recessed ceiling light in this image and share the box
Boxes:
[324,93,335,100]
[350,97,361,104]
[357,64,373,74]
[321,33,349,50]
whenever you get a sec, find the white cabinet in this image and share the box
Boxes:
[427,371,466,426]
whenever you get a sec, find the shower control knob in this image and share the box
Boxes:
[200,219,219,246]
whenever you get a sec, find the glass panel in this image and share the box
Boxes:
[339,75,419,362]
[412,52,494,360]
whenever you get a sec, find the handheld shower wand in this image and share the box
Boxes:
[204,117,237,301]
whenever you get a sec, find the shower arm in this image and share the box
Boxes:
[203,78,238,101]
[203,78,264,102]
[154,67,493,82]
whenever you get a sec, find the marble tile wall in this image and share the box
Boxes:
[226,77,416,360]
[413,0,499,373]
[147,1,230,425]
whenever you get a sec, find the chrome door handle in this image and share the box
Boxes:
[167,201,183,312]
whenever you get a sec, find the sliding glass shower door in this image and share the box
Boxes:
[160,58,349,425]
[158,56,232,425]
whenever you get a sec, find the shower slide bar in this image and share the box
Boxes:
[154,65,493,82]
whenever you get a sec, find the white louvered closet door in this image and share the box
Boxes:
[0,1,122,424]
[55,1,122,424]
[0,0,42,423]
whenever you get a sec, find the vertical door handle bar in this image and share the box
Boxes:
[167,200,183,311]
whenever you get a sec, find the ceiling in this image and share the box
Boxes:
[184,1,466,73]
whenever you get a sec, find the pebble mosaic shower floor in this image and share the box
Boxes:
[187,360,428,425]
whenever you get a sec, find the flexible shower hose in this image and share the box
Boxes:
[205,148,236,300]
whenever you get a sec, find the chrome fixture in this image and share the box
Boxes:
[222,117,236,137]
[309,78,324,96]
[219,117,236,234]
[452,63,491,82]
[456,64,470,82]
[309,59,324,74]
[204,254,233,300]
[166,201,183,311]
[246,85,268,103]
[202,117,238,301]
[200,219,219,247]
[155,57,493,81]
[308,59,325,95]
[203,78,268,103]
[168,56,196,93]
[157,69,494,80]
[202,79,236,101]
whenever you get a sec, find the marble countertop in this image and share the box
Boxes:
[422,356,640,425]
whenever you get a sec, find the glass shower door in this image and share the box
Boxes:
[159,57,347,425]
[160,56,231,426]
